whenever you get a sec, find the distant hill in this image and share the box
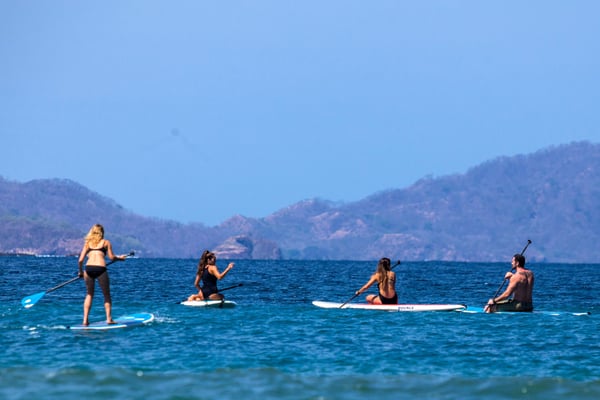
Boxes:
[1,141,599,262]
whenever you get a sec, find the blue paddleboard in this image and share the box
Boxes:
[68,312,155,330]
[458,306,590,316]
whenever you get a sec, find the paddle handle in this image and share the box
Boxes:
[520,240,532,257]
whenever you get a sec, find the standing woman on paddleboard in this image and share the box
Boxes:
[187,250,234,301]
[355,257,398,305]
[77,224,127,325]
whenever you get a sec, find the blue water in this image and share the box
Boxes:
[1,257,598,399]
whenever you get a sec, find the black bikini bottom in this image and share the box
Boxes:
[85,265,107,279]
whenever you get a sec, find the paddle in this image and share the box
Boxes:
[21,251,135,309]
[339,260,401,308]
[483,240,531,312]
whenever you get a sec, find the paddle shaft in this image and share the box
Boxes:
[217,283,243,293]
[491,240,532,298]
[46,276,81,294]
[339,260,401,308]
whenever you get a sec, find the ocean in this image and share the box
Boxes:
[1,257,598,399]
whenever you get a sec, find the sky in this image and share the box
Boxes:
[1,2,599,226]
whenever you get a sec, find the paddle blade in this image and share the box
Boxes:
[21,291,46,309]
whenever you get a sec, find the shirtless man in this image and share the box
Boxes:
[485,254,534,313]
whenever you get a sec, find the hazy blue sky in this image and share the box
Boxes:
[1,2,599,226]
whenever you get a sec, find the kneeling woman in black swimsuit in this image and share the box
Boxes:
[187,250,234,301]
[77,224,127,325]
[355,257,398,305]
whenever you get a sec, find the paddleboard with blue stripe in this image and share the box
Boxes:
[458,306,590,316]
[68,312,155,330]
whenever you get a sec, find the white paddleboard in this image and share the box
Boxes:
[68,312,155,331]
[458,306,591,316]
[312,300,466,312]
[180,300,237,308]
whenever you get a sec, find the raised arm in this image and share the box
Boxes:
[106,240,127,262]
[209,262,235,280]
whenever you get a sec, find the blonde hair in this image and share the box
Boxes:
[85,224,105,247]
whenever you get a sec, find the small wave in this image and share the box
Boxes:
[1,368,599,400]
[152,315,179,324]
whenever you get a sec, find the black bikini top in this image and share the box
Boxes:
[86,241,107,255]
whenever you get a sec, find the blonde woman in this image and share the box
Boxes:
[77,224,127,325]
[355,257,398,304]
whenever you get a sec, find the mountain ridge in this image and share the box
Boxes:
[1,141,599,262]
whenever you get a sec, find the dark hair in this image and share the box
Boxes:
[376,257,392,287]
[378,257,391,270]
[197,250,214,276]
[513,254,525,267]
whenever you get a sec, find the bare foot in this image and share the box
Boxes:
[82,321,89,326]
[107,320,116,324]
